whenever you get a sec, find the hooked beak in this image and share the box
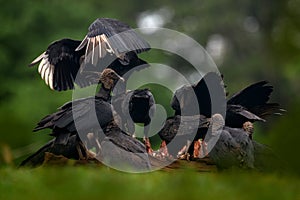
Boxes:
[113,74,125,86]
[110,70,125,83]
[118,76,125,83]
[198,117,211,128]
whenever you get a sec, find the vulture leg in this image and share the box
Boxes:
[159,140,170,158]
[193,139,209,158]
[201,140,208,157]
[77,139,96,160]
[86,132,102,156]
[153,140,170,159]
[143,124,153,154]
[177,140,191,161]
[193,139,201,158]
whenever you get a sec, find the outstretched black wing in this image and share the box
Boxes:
[29,19,150,91]
[33,97,113,134]
[76,18,150,65]
[29,38,94,91]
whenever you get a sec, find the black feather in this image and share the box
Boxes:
[226,81,284,127]
[85,18,150,54]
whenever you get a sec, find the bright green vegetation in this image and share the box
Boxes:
[0,0,299,173]
[0,167,299,200]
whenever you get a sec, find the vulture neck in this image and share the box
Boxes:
[96,85,112,101]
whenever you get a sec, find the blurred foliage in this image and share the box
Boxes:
[0,0,299,177]
[269,100,300,176]
[0,167,299,199]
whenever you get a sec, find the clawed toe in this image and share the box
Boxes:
[151,140,173,160]
[191,139,208,159]
[177,145,190,161]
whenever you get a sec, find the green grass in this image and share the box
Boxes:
[1,166,299,200]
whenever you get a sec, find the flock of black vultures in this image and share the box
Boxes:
[20,18,284,171]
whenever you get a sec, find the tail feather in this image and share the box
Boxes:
[250,103,286,119]
[228,81,284,119]
[19,135,80,168]
[19,139,55,167]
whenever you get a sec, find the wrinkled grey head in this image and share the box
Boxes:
[100,68,124,90]
[242,121,254,138]
[211,113,225,135]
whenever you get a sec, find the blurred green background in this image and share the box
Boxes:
[0,0,299,177]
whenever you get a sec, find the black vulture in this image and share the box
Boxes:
[21,121,152,170]
[157,72,226,159]
[112,88,155,153]
[157,115,210,158]
[159,72,283,160]
[99,121,151,172]
[207,114,255,169]
[31,68,123,160]
[21,69,153,168]
[196,80,283,169]
[29,18,150,91]
[172,74,283,128]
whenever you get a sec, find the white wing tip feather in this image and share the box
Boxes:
[30,52,46,67]
[48,65,54,90]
